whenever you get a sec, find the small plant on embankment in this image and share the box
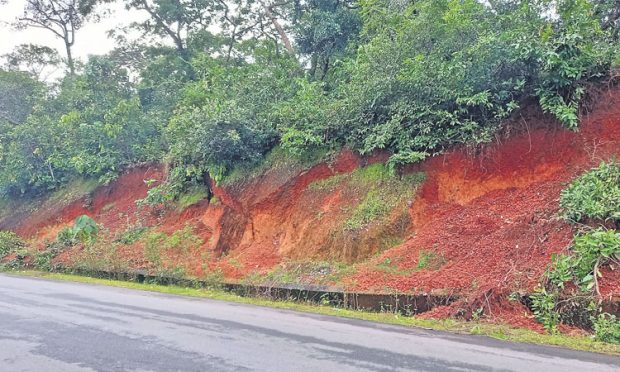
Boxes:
[0,231,28,269]
[0,231,26,259]
[141,225,223,283]
[532,162,620,343]
[57,215,99,246]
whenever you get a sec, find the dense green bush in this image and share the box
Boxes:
[0,231,25,259]
[534,160,620,334]
[593,313,620,344]
[533,159,620,334]
[0,56,163,196]
[560,162,620,223]
[262,0,616,169]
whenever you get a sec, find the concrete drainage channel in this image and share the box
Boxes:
[57,269,458,316]
[222,282,457,315]
[25,268,620,321]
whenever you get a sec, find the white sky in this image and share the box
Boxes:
[0,0,144,61]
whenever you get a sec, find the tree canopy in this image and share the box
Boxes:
[1,0,618,198]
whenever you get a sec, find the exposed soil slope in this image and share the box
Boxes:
[2,87,620,327]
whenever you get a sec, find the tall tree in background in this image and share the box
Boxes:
[294,0,360,79]
[2,44,61,81]
[215,0,298,60]
[15,0,99,75]
[124,0,218,60]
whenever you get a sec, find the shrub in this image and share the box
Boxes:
[560,161,620,223]
[593,313,620,344]
[114,226,148,245]
[57,227,77,247]
[548,229,620,292]
[534,159,620,336]
[0,231,25,259]
[56,215,99,246]
[534,228,620,333]
[33,249,56,271]
[71,238,129,275]
[531,288,561,333]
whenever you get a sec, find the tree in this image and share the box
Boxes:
[216,0,297,60]
[2,44,61,81]
[124,0,217,59]
[592,0,620,38]
[294,0,361,79]
[15,0,99,75]
[0,70,44,126]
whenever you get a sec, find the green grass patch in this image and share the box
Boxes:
[417,250,446,271]
[375,257,416,276]
[308,163,425,232]
[345,189,391,230]
[375,249,445,275]
[5,270,620,356]
[222,146,329,187]
[247,261,356,286]
[308,174,347,191]
[47,178,99,206]
[343,164,425,231]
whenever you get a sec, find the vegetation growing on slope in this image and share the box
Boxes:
[0,231,26,259]
[0,0,618,201]
[533,161,620,343]
[560,161,620,224]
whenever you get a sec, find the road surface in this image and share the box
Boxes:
[0,273,618,371]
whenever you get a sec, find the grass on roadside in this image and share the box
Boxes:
[5,270,620,356]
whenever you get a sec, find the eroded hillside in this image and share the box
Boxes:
[2,87,620,330]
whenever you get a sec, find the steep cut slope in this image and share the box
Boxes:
[2,86,619,327]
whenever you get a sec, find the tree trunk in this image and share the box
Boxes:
[262,4,295,56]
[65,41,75,76]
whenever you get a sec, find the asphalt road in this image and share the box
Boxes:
[0,274,618,372]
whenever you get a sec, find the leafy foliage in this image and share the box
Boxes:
[0,231,26,259]
[560,161,620,223]
[548,229,620,292]
[593,313,620,344]
[1,0,618,203]
[58,215,99,245]
[533,162,620,336]
[533,229,620,332]
[143,226,203,273]
[0,56,162,196]
[531,288,561,332]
